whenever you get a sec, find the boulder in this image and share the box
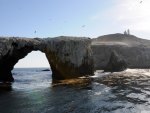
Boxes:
[104,51,127,72]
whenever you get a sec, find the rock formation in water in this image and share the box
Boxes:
[104,51,127,72]
[44,37,94,80]
[0,37,94,82]
[92,33,150,70]
[1,33,150,82]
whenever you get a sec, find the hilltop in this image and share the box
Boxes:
[91,33,150,70]
[92,33,150,47]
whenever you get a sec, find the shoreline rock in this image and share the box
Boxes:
[104,51,127,72]
[0,37,94,82]
[92,33,150,70]
[41,69,50,71]
[1,33,150,82]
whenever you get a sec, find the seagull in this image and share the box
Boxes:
[34,30,37,34]
[140,1,143,3]
[81,25,86,28]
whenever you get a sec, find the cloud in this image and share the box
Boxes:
[91,0,150,32]
[115,0,150,32]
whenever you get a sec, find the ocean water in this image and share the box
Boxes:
[0,68,150,113]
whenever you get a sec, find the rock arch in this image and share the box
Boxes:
[0,37,94,82]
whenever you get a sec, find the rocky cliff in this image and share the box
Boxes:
[44,36,93,80]
[0,37,94,82]
[1,33,150,82]
[92,33,150,70]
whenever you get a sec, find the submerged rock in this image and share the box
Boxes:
[41,69,50,71]
[104,51,127,72]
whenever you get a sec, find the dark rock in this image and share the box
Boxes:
[92,33,150,70]
[41,69,50,71]
[104,51,127,72]
[0,37,94,82]
[44,37,94,80]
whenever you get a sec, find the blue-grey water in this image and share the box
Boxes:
[0,68,150,113]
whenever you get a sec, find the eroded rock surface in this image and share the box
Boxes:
[104,51,127,72]
[44,36,94,80]
[1,33,150,82]
[0,37,94,82]
[92,33,150,70]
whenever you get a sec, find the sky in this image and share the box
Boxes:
[0,0,150,67]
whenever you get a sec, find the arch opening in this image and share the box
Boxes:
[12,51,52,89]
[14,51,50,68]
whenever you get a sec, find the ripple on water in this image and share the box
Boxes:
[91,69,150,112]
[1,68,150,113]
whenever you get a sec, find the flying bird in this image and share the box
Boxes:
[81,25,86,28]
[140,1,143,3]
[34,30,37,34]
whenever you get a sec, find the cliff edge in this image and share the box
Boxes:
[92,33,150,70]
